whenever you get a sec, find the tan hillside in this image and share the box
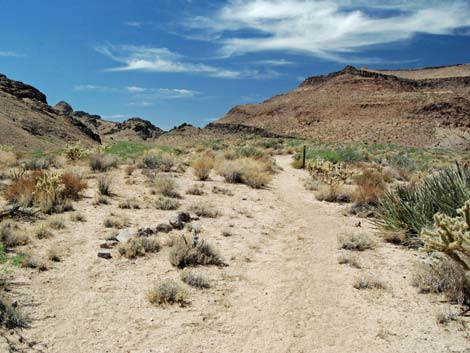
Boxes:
[216,65,470,150]
[362,63,470,80]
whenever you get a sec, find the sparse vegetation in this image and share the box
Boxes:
[338,233,375,251]
[169,235,225,268]
[192,155,214,180]
[216,158,272,189]
[147,279,188,306]
[118,236,161,259]
[153,175,181,198]
[103,213,129,229]
[97,175,113,196]
[338,254,361,268]
[90,154,118,172]
[0,223,29,248]
[118,198,141,209]
[186,184,205,196]
[353,276,386,290]
[212,185,234,196]
[36,225,53,239]
[155,196,181,210]
[49,217,66,230]
[189,203,219,218]
[181,270,211,289]
[0,295,28,329]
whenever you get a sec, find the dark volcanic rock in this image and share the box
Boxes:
[53,101,73,116]
[0,74,48,104]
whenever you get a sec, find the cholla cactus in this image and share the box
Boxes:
[307,159,353,186]
[421,201,470,271]
[63,142,90,161]
[0,144,13,152]
[34,173,65,199]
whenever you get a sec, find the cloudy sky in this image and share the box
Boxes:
[1,0,469,129]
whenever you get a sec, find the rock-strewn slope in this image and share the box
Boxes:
[216,65,470,149]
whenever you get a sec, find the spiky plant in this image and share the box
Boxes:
[421,201,470,271]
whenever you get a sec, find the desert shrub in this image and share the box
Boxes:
[4,172,37,207]
[142,151,175,171]
[36,225,53,239]
[0,295,27,329]
[70,213,86,222]
[338,254,361,268]
[0,223,28,248]
[212,185,234,196]
[125,165,137,176]
[34,173,72,214]
[338,233,375,251]
[374,164,470,236]
[412,257,470,305]
[352,169,385,207]
[186,184,205,196]
[147,279,188,306]
[189,203,219,218]
[314,184,353,203]
[97,175,112,196]
[181,270,211,289]
[169,235,225,268]
[93,194,109,205]
[103,213,129,229]
[22,255,48,271]
[60,172,87,200]
[153,175,180,198]
[155,196,181,210]
[192,156,214,181]
[89,154,118,172]
[118,198,141,209]
[300,145,364,164]
[386,152,425,172]
[0,150,17,169]
[118,236,161,259]
[236,146,265,159]
[216,158,272,189]
[353,276,386,290]
[49,217,66,230]
[47,247,61,262]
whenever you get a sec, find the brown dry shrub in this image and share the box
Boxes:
[215,158,272,189]
[125,165,137,176]
[60,172,87,200]
[4,171,40,207]
[352,169,386,206]
[147,279,188,306]
[169,235,225,268]
[192,156,214,181]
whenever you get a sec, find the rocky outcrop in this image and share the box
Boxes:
[205,123,290,138]
[0,74,47,104]
[52,101,73,116]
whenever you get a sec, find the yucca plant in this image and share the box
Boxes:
[374,164,470,236]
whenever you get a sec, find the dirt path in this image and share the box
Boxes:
[8,156,469,352]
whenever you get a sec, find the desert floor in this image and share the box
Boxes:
[2,156,469,353]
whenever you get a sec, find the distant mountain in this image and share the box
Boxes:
[215,65,470,150]
[0,73,164,151]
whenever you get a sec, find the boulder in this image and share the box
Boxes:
[97,250,112,259]
[169,212,192,230]
[156,223,173,233]
[116,228,135,243]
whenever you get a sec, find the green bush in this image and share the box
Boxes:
[374,164,470,236]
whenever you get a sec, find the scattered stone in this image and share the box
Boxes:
[169,212,192,230]
[156,223,173,233]
[137,226,156,237]
[98,250,112,259]
[100,240,118,249]
[116,228,135,243]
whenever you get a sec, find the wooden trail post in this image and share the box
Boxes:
[302,145,306,169]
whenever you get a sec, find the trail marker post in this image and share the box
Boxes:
[302,145,306,169]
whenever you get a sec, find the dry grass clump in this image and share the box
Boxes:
[216,158,272,189]
[412,258,470,305]
[338,254,361,268]
[146,279,188,306]
[0,150,17,169]
[89,154,118,172]
[153,175,181,198]
[46,247,62,262]
[70,212,86,222]
[118,236,161,259]
[36,225,53,239]
[125,165,137,176]
[338,233,375,251]
[22,255,48,271]
[314,184,353,203]
[435,308,460,326]
[192,156,214,181]
[142,152,175,172]
[212,185,234,196]
[186,184,205,196]
[0,223,29,248]
[49,217,66,230]
[97,175,113,196]
[352,169,386,207]
[60,172,87,200]
[181,270,211,289]
[353,276,386,290]
[155,196,181,210]
[103,213,130,229]
[93,194,109,205]
[0,295,28,329]
[189,203,219,218]
[118,198,141,209]
[169,235,225,268]
[4,171,37,207]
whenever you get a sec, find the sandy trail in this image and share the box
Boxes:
[8,156,469,353]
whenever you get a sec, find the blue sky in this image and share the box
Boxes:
[0,0,469,130]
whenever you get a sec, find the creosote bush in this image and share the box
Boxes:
[352,168,385,207]
[169,235,225,268]
[153,175,181,198]
[60,172,88,200]
[89,154,118,172]
[147,279,188,306]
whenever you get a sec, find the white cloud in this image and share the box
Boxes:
[95,44,281,79]
[124,21,143,28]
[254,59,293,66]
[126,86,147,92]
[73,84,118,92]
[187,0,470,62]
[0,51,22,57]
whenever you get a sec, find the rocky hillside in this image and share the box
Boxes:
[0,73,165,151]
[216,65,470,150]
